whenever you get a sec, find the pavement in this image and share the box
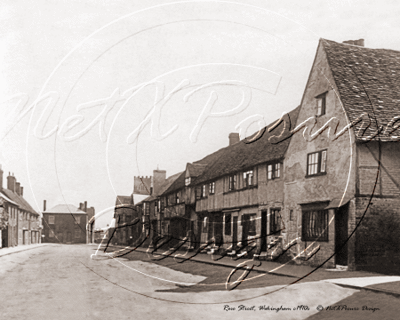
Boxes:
[0,243,51,257]
[97,243,400,296]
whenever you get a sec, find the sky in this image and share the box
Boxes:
[1,0,399,228]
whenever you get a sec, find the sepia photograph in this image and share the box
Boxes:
[1,0,399,319]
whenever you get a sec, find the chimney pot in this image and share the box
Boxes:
[20,186,23,196]
[43,200,47,212]
[343,39,364,47]
[229,132,240,146]
[356,39,365,47]
[84,201,87,212]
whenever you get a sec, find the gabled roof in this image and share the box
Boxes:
[0,191,18,206]
[158,171,182,195]
[44,204,87,215]
[162,171,186,195]
[115,195,133,206]
[321,39,400,141]
[186,163,208,178]
[195,106,300,184]
[1,188,38,215]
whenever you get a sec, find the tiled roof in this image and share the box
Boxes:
[186,163,208,178]
[195,106,300,184]
[162,143,233,195]
[1,188,38,215]
[45,204,87,215]
[158,172,182,195]
[115,195,133,206]
[0,191,18,206]
[322,39,400,141]
[162,171,186,195]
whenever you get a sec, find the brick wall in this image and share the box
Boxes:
[354,196,400,273]
[42,213,87,244]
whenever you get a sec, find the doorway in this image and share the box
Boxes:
[335,203,349,266]
[2,228,8,247]
[213,213,223,246]
[232,216,238,249]
[261,210,267,251]
[169,218,186,248]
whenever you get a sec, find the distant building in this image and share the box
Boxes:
[42,202,90,244]
[0,167,41,247]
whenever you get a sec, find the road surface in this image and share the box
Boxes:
[0,244,387,319]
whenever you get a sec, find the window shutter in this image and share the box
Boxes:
[321,150,327,173]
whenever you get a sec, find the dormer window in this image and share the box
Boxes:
[185,177,191,186]
[316,92,327,116]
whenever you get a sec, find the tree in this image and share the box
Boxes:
[0,199,9,230]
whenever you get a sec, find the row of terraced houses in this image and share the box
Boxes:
[112,38,400,273]
[0,167,41,247]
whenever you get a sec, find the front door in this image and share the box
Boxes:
[213,213,223,246]
[232,216,238,248]
[169,218,186,248]
[66,232,72,243]
[261,210,267,251]
[335,203,349,266]
[1,228,8,247]
[242,214,250,247]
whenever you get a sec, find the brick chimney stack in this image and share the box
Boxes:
[16,182,21,196]
[7,173,16,192]
[153,169,167,195]
[84,201,87,212]
[43,200,47,212]
[229,133,240,146]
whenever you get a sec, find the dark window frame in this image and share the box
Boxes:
[302,209,329,242]
[267,163,281,180]
[306,149,327,177]
[228,174,237,191]
[243,170,254,188]
[316,92,327,116]
[269,208,282,235]
[209,182,215,195]
[201,185,207,198]
[248,214,257,236]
